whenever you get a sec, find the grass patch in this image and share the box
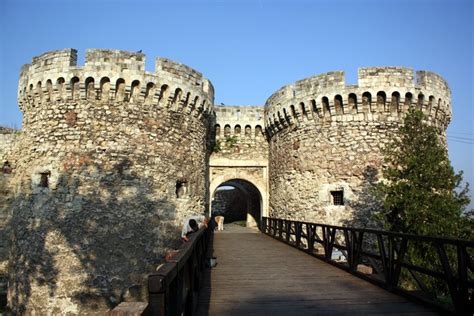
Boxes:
[233,220,246,227]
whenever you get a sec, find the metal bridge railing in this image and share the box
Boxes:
[261,216,473,316]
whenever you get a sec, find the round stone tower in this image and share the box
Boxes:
[9,49,214,314]
[264,67,451,226]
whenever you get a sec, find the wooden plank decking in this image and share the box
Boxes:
[196,224,437,316]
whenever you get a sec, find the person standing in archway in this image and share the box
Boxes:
[215,215,224,231]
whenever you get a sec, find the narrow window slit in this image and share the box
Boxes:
[40,171,51,188]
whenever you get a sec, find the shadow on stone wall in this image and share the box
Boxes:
[0,228,8,313]
[6,158,183,314]
[343,165,383,229]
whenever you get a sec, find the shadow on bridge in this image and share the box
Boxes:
[196,224,436,316]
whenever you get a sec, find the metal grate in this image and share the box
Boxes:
[331,190,344,205]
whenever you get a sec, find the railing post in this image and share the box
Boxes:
[435,241,467,315]
[148,274,166,316]
[285,220,291,242]
[322,226,335,261]
[295,222,302,248]
[307,224,314,252]
[261,217,267,233]
[345,230,363,272]
[376,234,390,286]
[457,244,472,316]
[343,229,353,269]
[170,276,180,315]
[354,231,364,271]
[390,238,407,290]
[322,226,328,260]
[185,251,196,315]
[278,219,283,239]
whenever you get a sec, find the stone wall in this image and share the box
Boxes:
[264,67,451,226]
[209,106,269,220]
[211,188,247,222]
[212,105,266,160]
[7,49,214,314]
[0,127,19,306]
[0,127,19,224]
[0,127,19,165]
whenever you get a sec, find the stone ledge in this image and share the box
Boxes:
[107,302,148,316]
[210,157,268,167]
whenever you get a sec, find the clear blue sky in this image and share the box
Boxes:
[1,0,473,208]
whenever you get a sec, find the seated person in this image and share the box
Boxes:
[181,215,207,241]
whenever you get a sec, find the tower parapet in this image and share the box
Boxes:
[265,67,451,136]
[264,67,451,226]
[18,48,214,116]
[212,105,266,160]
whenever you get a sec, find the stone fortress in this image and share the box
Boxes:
[265,68,451,225]
[0,48,451,314]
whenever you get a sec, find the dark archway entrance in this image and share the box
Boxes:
[211,179,261,227]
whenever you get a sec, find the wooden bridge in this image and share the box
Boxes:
[195,224,436,315]
[137,217,473,316]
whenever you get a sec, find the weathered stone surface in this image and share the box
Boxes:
[1,49,453,314]
[212,106,267,160]
[264,68,451,227]
[209,106,269,222]
[0,127,19,310]
[6,48,214,314]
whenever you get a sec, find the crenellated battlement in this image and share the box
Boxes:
[416,70,450,93]
[264,67,451,136]
[214,105,265,139]
[211,105,267,160]
[18,48,215,117]
[358,67,414,88]
[85,49,145,71]
[31,48,78,70]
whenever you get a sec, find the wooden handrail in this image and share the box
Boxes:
[261,217,473,316]
[145,226,211,316]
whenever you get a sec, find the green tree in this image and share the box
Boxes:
[373,109,471,307]
[375,109,470,238]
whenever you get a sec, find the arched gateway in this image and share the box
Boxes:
[209,106,269,225]
[211,179,264,227]
[210,175,267,227]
